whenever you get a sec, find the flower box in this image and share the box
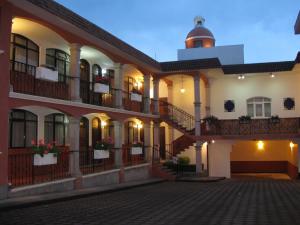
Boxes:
[94,149,110,159]
[36,67,58,82]
[33,153,57,166]
[94,83,109,94]
[131,147,143,155]
[131,93,142,102]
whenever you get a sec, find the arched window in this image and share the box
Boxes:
[92,64,102,80]
[247,97,271,118]
[9,109,37,148]
[46,49,70,82]
[44,113,68,146]
[10,33,39,76]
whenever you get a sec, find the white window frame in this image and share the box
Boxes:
[247,97,271,118]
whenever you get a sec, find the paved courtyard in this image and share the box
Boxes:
[1,178,300,225]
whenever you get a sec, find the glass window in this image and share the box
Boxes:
[194,40,203,48]
[247,97,271,118]
[9,109,37,148]
[44,114,68,146]
[10,34,39,75]
[46,49,70,82]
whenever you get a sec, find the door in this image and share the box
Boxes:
[80,59,90,103]
[92,118,101,147]
[80,117,89,151]
[160,126,166,159]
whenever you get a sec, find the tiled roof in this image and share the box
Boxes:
[26,0,161,70]
[295,11,300,34]
[160,58,221,72]
[222,61,295,74]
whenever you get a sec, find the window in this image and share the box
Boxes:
[10,34,39,76]
[46,49,70,82]
[9,109,37,148]
[45,114,68,146]
[247,97,271,118]
[194,40,203,48]
[92,64,102,80]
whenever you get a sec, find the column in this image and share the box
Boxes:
[37,116,45,142]
[167,84,174,145]
[153,120,160,161]
[68,117,81,178]
[153,77,160,115]
[113,63,124,109]
[113,120,124,167]
[205,81,211,117]
[143,122,151,162]
[143,74,151,113]
[194,72,203,173]
[0,3,12,199]
[69,43,82,102]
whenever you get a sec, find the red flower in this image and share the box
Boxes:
[31,140,36,145]
[47,143,52,150]
[44,150,49,154]
[38,139,44,145]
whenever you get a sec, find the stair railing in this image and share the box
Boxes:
[159,100,195,131]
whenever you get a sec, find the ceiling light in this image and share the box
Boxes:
[270,73,275,78]
[257,140,264,150]
[290,142,295,149]
[238,75,245,80]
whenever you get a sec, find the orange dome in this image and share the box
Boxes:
[185,16,215,49]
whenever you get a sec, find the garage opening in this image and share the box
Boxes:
[230,140,299,179]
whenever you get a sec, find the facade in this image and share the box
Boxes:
[0,0,299,199]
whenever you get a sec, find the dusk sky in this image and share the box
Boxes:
[56,0,299,63]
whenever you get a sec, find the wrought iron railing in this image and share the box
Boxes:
[8,147,70,188]
[201,118,300,136]
[159,100,195,132]
[122,145,145,166]
[10,61,70,100]
[122,91,144,113]
[79,148,115,175]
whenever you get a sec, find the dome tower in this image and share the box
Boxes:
[185,16,215,49]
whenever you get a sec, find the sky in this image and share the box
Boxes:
[56,0,300,63]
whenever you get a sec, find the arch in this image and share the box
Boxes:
[9,109,38,148]
[10,33,40,76]
[92,64,102,79]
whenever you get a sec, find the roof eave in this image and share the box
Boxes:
[294,11,300,34]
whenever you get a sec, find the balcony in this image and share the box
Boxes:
[10,61,70,100]
[122,91,144,113]
[201,118,300,137]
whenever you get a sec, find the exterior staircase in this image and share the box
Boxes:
[159,100,197,156]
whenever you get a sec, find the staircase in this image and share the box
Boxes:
[159,101,196,156]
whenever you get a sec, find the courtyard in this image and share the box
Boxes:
[1,178,300,225]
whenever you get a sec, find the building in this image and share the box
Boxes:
[0,0,299,200]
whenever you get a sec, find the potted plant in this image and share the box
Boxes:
[269,115,280,124]
[239,115,252,124]
[131,142,143,155]
[130,88,142,102]
[94,137,113,159]
[94,76,110,94]
[203,115,219,131]
[32,139,59,166]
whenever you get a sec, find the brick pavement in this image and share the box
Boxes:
[1,179,300,225]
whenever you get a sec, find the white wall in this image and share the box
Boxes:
[208,140,233,178]
[177,143,208,169]
[178,44,244,65]
[209,70,300,119]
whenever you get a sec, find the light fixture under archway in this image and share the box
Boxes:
[180,76,186,93]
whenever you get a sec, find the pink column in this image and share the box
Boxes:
[69,43,82,102]
[153,77,160,115]
[0,3,12,199]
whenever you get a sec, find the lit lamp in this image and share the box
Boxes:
[257,140,264,150]
[180,76,185,93]
[101,121,107,128]
[290,142,295,151]
[134,123,143,129]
